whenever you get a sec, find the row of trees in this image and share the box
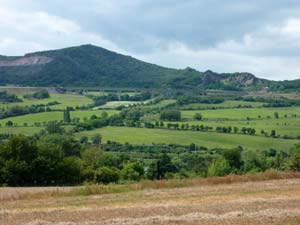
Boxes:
[1,125,300,186]
[0,91,22,103]
[23,89,50,99]
[0,102,59,120]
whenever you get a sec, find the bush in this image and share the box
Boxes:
[160,110,181,121]
[95,167,119,184]
[207,157,230,177]
[121,162,144,181]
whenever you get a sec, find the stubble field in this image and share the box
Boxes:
[1,174,300,225]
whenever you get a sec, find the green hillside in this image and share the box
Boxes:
[0,44,299,90]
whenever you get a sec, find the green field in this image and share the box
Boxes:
[0,126,42,135]
[144,99,176,108]
[169,118,300,137]
[95,101,142,109]
[181,107,300,120]
[77,126,298,150]
[180,100,265,109]
[1,86,299,151]
[0,110,118,126]
[0,93,93,110]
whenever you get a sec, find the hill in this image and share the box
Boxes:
[0,44,299,91]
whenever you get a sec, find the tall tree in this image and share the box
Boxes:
[63,108,71,123]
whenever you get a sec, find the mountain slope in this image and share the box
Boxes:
[0,44,299,91]
[0,45,187,88]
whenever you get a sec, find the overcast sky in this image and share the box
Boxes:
[1,0,300,80]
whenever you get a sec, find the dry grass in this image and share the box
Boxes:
[1,171,300,225]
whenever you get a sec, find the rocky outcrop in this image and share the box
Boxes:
[0,56,52,67]
[232,73,258,86]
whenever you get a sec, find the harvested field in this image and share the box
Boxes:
[1,174,300,225]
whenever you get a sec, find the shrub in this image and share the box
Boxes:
[95,167,119,184]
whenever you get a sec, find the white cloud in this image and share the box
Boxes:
[0,5,127,55]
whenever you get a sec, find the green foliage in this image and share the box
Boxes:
[290,144,300,171]
[242,150,267,173]
[222,148,242,170]
[81,147,105,170]
[160,110,181,121]
[207,157,231,177]
[121,162,144,181]
[0,91,22,103]
[147,154,176,180]
[193,113,203,121]
[24,89,50,99]
[92,134,102,145]
[45,121,65,134]
[63,108,71,123]
[95,167,119,184]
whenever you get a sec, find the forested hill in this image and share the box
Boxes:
[0,44,299,91]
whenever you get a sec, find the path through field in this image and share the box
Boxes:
[1,178,300,225]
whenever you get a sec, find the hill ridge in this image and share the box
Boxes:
[0,44,299,91]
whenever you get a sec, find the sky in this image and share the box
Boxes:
[1,0,300,80]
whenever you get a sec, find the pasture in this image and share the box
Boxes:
[181,107,300,120]
[0,93,93,110]
[0,110,118,126]
[77,126,298,150]
[180,100,265,109]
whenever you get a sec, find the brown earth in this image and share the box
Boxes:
[1,178,300,225]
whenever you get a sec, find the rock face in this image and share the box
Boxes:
[0,56,52,67]
[234,73,258,86]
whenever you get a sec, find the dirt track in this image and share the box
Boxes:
[1,178,300,225]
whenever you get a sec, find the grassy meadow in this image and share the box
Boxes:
[77,126,298,150]
[0,110,118,126]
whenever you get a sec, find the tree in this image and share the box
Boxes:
[146,154,176,180]
[160,110,181,121]
[271,130,276,138]
[95,167,119,184]
[121,162,144,181]
[0,135,37,185]
[233,127,239,133]
[92,134,102,145]
[81,147,104,170]
[194,113,203,121]
[46,121,65,134]
[101,111,108,118]
[242,150,267,173]
[32,89,50,99]
[63,108,71,123]
[58,156,81,185]
[5,121,13,127]
[38,134,81,156]
[222,148,242,170]
[207,157,230,177]
[80,136,89,144]
[290,144,300,171]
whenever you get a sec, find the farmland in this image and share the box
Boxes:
[0,110,118,127]
[1,172,300,225]
[78,126,298,150]
[1,86,300,192]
